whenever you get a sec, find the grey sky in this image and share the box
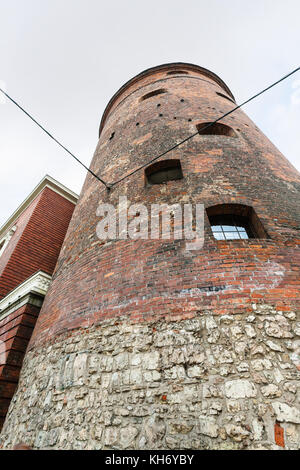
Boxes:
[0,0,299,227]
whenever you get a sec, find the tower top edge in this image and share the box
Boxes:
[98,62,235,137]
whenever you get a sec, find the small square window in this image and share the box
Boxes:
[145,159,183,185]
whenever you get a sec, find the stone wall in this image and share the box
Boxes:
[1,303,299,450]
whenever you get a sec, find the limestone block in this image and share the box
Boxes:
[225,379,257,399]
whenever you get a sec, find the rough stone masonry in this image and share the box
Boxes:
[0,63,299,449]
[1,305,299,449]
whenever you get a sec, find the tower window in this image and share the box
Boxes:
[197,122,237,137]
[141,89,167,101]
[145,159,183,185]
[209,214,254,240]
[167,70,188,75]
[216,92,235,104]
[207,204,268,240]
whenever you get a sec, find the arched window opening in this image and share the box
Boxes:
[140,89,167,101]
[206,204,268,240]
[197,122,237,137]
[167,70,188,75]
[216,92,235,104]
[145,159,183,185]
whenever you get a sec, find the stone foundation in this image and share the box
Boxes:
[1,304,299,450]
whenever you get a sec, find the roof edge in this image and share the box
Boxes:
[0,270,51,319]
[98,62,235,137]
[0,175,78,239]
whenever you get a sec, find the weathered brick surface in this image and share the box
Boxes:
[1,63,299,449]
[29,63,300,347]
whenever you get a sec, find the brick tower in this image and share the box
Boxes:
[1,63,299,450]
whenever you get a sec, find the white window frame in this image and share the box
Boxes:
[0,226,16,257]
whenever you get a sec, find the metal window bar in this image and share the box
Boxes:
[211,215,254,240]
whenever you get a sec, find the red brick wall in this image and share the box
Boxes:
[0,194,41,279]
[0,187,76,300]
[0,300,41,429]
[28,64,300,349]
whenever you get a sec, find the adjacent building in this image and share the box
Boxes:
[0,175,78,429]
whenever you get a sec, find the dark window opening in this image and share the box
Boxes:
[207,204,268,240]
[141,89,167,101]
[196,122,237,137]
[145,159,183,185]
[167,70,188,75]
[216,92,235,104]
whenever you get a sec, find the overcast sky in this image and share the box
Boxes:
[0,0,299,227]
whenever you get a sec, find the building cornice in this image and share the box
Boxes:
[0,175,78,239]
[0,271,51,320]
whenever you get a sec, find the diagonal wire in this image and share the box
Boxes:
[0,87,110,189]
